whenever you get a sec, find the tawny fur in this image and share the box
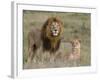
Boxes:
[68,39,81,61]
[27,28,42,63]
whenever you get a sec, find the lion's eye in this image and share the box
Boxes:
[51,25,54,30]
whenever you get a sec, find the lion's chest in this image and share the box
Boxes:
[42,37,61,53]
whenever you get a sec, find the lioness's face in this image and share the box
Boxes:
[50,22,60,37]
[71,39,80,48]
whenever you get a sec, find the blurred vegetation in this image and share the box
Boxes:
[23,10,91,69]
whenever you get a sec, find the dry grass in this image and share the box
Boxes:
[23,10,91,69]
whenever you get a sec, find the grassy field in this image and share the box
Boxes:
[23,10,91,69]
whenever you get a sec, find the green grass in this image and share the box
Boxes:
[23,10,91,69]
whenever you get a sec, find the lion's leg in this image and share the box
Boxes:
[27,46,33,63]
[27,33,36,63]
[49,52,56,63]
[27,44,36,62]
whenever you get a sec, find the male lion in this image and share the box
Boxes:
[27,17,63,63]
[41,17,63,53]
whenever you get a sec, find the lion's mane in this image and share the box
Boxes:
[41,17,63,53]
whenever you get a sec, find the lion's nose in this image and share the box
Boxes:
[54,29,57,31]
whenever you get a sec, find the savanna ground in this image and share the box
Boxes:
[23,10,91,69]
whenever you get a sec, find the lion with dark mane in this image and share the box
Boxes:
[27,17,63,62]
[41,17,63,53]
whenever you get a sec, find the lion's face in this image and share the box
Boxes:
[45,17,63,38]
[50,22,60,37]
[71,39,81,49]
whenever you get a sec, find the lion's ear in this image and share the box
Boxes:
[57,17,63,25]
